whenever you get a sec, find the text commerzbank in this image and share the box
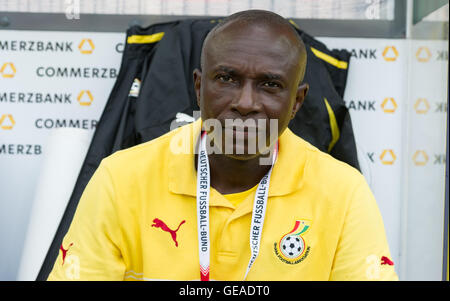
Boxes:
[0,40,74,52]
[35,118,98,130]
[36,66,117,78]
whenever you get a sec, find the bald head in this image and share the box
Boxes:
[201,10,307,84]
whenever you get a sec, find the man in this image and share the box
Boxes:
[48,10,397,281]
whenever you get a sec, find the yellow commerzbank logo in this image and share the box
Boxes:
[1,62,16,78]
[414,98,430,114]
[381,97,397,113]
[382,46,399,62]
[78,39,95,54]
[0,114,15,130]
[380,149,396,165]
[413,150,429,166]
[416,47,432,62]
[77,90,94,106]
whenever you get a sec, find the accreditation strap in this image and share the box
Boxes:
[196,131,211,281]
[196,131,278,281]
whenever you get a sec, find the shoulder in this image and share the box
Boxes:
[101,123,191,176]
[308,141,362,183]
[286,129,366,195]
[289,129,363,182]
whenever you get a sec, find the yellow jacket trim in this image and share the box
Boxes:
[311,47,348,70]
[127,32,165,44]
[324,98,340,153]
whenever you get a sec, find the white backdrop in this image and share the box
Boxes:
[320,38,448,280]
[0,30,123,280]
[0,29,447,280]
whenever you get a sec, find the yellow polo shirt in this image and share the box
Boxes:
[47,119,398,281]
[223,184,258,208]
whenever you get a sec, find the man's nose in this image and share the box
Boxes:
[231,81,259,116]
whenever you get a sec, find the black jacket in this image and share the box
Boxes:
[37,18,359,280]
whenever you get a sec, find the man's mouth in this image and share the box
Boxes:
[222,121,259,131]
[227,126,258,132]
[222,127,260,142]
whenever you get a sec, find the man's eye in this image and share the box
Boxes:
[217,75,234,82]
[263,82,281,88]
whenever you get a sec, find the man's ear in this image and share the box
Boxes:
[291,83,309,119]
[193,69,202,108]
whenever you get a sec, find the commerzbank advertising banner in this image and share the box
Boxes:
[0,30,125,281]
[320,37,448,280]
[0,29,448,281]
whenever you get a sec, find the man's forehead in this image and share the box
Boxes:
[204,23,299,65]
[211,20,297,47]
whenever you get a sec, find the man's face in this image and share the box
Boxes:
[194,22,308,160]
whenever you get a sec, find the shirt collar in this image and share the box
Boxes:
[168,118,307,199]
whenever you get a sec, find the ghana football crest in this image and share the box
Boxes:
[274,220,311,264]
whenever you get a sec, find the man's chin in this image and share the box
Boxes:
[221,145,273,162]
[223,152,261,161]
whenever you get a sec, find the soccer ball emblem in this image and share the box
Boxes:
[280,234,304,259]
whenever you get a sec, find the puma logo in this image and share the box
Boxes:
[152,218,186,247]
[60,243,73,266]
[381,256,394,266]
